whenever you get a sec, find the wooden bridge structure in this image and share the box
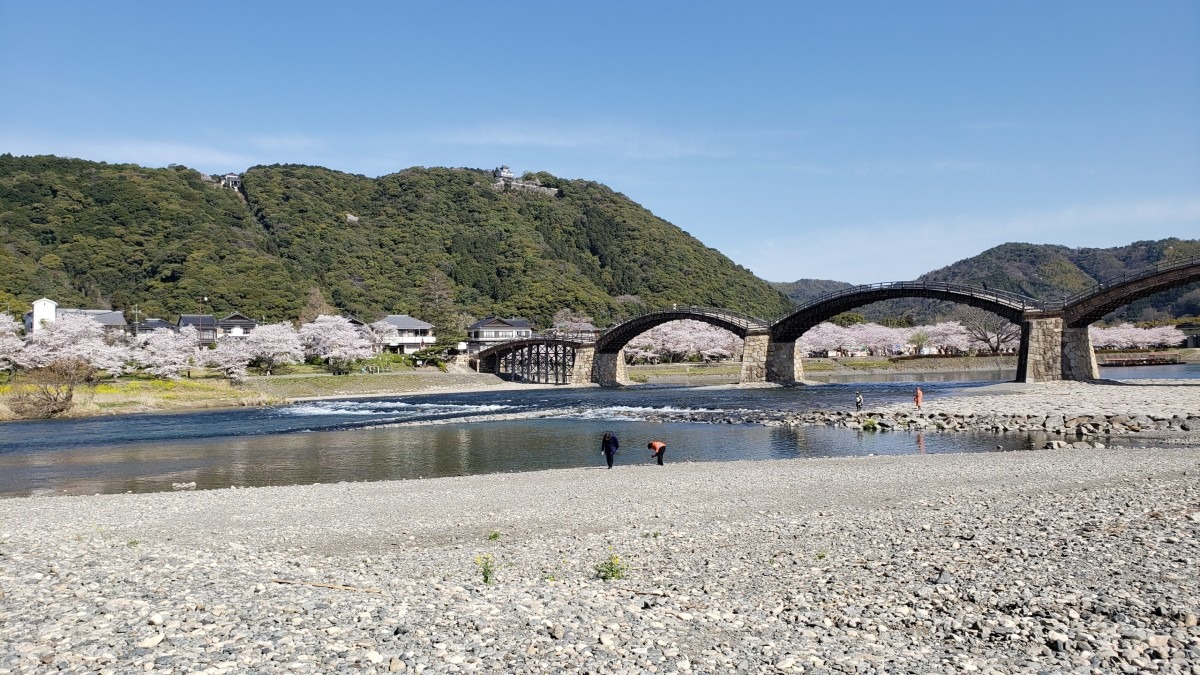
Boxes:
[472,257,1200,386]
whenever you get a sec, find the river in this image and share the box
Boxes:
[1,365,1195,498]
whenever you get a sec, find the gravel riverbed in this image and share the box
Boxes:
[2,444,1199,674]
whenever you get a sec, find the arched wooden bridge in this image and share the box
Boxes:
[472,257,1200,385]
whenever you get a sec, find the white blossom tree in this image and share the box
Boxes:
[201,340,252,383]
[244,322,304,374]
[923,322,973,353]
[299,315,373,372]
[13,314,130,375]
[1091,323,1186,350]
[625,320,743,364]
[132,327,199,379]
[365,320,400,353]
[0,313,23,372]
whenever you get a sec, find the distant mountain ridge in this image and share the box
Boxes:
[773,239,1200,323]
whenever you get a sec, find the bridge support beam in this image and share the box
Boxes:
[592,349,629,387]
[1017,317,1099,382]
[739,332,770,383]
[572,346,595,385]
[765,339,804,384]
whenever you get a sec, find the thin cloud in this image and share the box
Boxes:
[429,123,729,160]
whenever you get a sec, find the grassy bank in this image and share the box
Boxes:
[0,370,511,420]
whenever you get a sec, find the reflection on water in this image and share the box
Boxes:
[1,362,1193,498]
[808,369,1015,383]
[1,418,1054,498]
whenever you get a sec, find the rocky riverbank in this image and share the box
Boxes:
[1,448,1198,673]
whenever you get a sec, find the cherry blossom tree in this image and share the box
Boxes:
[131,327,199,379]
[244,322,304,374]
[1091,323,1186,350]
[365,320,400,352]
[923,322,972,353]
[299,315,373,372]
[13,314,130,375]
[625,320,743,363]
[0,313,23,372]
[201,340,252,383]
[796,323,852,355]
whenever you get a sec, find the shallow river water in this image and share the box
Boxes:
[0,364,1194,497]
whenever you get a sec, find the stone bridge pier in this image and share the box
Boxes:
[591,349,629,386]
[765,339,804,384]
[572,345,595,385]
[738,332,771,383]
[1016,316,1099,382]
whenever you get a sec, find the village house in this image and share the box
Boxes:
[23,298,127,334]
[177,314,218,345]
[218,313,258,338]
[466,317,534,351]
[131,318,176,335]
[377,314,435,354]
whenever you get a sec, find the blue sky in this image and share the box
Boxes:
[2,1,1197,283]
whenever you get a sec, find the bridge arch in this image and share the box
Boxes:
[1063,257,1200,327]
[595,307,769,353]
[475,338,588,384]
[770,282,1040,342]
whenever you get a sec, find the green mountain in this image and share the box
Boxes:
[769,278,854,306]
[0,155,793,332]
[773,239,1200,324]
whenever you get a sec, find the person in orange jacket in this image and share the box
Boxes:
[647,440,666,466]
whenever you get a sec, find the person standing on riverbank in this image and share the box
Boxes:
[913,387,924,410]
[601,432,619,469]
[648,440,666,465]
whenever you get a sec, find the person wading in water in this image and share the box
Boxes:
[600,431,620,469]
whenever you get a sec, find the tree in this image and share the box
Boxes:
[952,307,1021,354]
[7,358,93,418]
[298,315,373,373]
[298,287,339,324]
[0,313,22,373]
[829,312,866,327]
[132,327,198,379]
[418,269,465,341]
[13,314,129,375]
[625,320,742,364]
[243,322,304,374]
[201,340,252,383]
[549,309,596,336]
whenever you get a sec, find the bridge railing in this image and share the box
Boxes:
[606,305,771,331]
[1059,255,1198,308]
[770,281,1046,323]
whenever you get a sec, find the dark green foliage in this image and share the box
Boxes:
[0,154,301,321]
[240,164,793,327]
[0,157,791,327]
[769,278,854,306]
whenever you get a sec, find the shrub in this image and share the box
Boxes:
[594,552,627,581]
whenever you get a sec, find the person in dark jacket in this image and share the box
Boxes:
[601,431,619,469]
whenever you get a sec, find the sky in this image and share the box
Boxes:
[1,1,1197,284]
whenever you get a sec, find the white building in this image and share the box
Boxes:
[24,298,127,334]
[378,314,436,354]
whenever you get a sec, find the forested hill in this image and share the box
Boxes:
[0,155,793,332]
[773,239,1200,323]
